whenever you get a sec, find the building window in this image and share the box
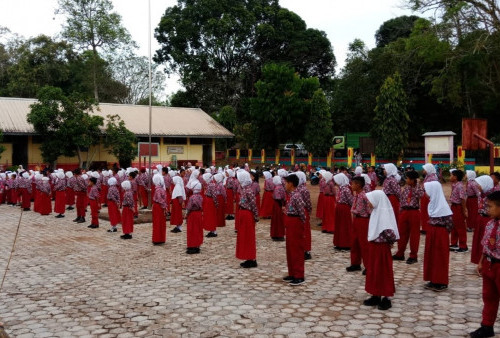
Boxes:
[137,137,161,143]
[189,138,211,145]
[163,137,187,145]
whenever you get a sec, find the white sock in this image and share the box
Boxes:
[177,225,182,230]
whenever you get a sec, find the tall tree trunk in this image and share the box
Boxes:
[92,47,99,102]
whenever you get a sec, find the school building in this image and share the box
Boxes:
[0,97,234,170]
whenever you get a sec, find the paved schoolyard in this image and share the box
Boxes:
[0,197,489,337]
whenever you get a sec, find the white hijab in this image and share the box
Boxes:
[153,174,165,187]
[366,190,399,241]
[355,166,363,175]
[424,181,452,217]
[278,169,288,178]
[108,177,117,186]
[121,180,131,191]
[172,176,186,200]
[187,170,200,189]
[237,170,252,187]
[272,175,282,186]
[361,173,371,185]
[334,173,349,187]
[466,170,477,181]
[322,171,333,183]
[295,171,306,186]
[423,163,436,175]
[226,169,235,178]
[476,175,494,193]
[192,182,202,194]
[384,163,397,177]
[263,171,272,180]
[202,173,212,183]
[214,173,224,184]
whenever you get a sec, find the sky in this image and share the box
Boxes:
[0,0,415,96]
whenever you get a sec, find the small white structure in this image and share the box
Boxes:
[422,131,456,164]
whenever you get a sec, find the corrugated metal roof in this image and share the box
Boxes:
[422,131,456,137]
[0,97,234,138]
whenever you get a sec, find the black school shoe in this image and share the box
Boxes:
[73,217,80,222]
[120,234,132,240]
[206,232,217,238]
[432,284,448,292]
[363,296,381,306]
[272,237,285,241]
[66,206,74,210]
[186,247,200,254]
[406,258,418,264]
[282,276,294,282]
[171,227,181,233]
[107,228,117,233]
[87,224,99,229]
[240,260,257,268]
[289,278,305,286]
[378,297,392,310]
[55,214,65,218]
[77,217,86,223]
[346,265,361,272]
[456,247,469,253]
[470,325,495,338]
[225,215,235,220]
[304,252,312,260]
[392,255,405,261]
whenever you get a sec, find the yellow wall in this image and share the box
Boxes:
[0,143,13,168]
[475,166,500,175]
[4,136,209,168]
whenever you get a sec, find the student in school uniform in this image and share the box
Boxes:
[100,170,110,208]
[259,171,275,218]
[38,177,52,216]
[421,163,438,233]
[271,175,286,241]
[472,176,495,264]
[296,171,313,260]
[106,177,121,233]
[203,174,218,237]
[469,191,500,338]
[423,181,453,292]
[321,171,336,234]
[334,173,354,253]
[282,174,307,286]
[120,180,134,239]
[186,182,204,254]
[72,168,87,223]
[137,167,149,210]
[65,171,75,210]
[368,166,377,191]
[87,177,100,229]
[236,170,259,268]
[170,176,186,233]
[466,170,481,232]
[491,172,500,192]
[214,173,227,228]
[363,190,399,310]
[382,163,401,225]
[393,170,424,264]
[224,169,237,220]
[152,174,167,245]
[316,170,326,226]
[33,174,42,213]
[348,176,372,272]
[250,170,261,215]
[19,172,32,211]
[449,169,469,252]
[53,171,66,218]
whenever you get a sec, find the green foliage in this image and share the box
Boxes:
[103,115,137,168]
[303,89,333,156]
[154,0,335,114]
[375,15,421,47]
[372,72,410,161]
[250,63,321,149]
[57,0,133,101]
[27,86,103,167]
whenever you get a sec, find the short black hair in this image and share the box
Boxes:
[284,174,299,187]
[73,168,81,175]
[352,176,365,188]
[128,171,137,179]
[89,177,97,184]
[162,167,169,174]
[406,170,419,180]
[491,172,500,181]
[452,169,464,182]
[487,191,500,206]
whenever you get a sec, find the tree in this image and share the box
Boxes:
[154,0,335,114]
[57,0,132,101]
[371,72,410,161]
[303,89,333,157]
[249,63,320,149]
[27,86,104,167]
[103,115,137,168]
[0,130,5,159]
[375,15,421,47]
[110,50,166,104]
